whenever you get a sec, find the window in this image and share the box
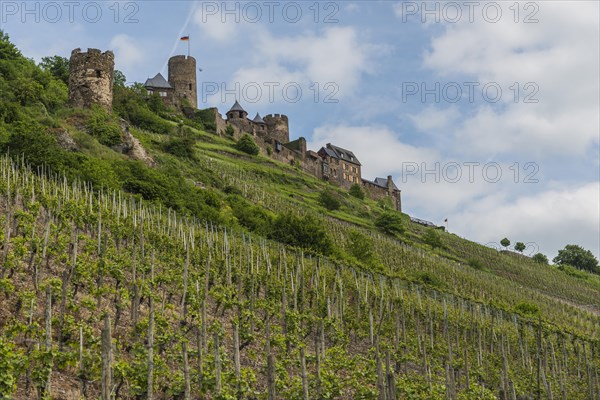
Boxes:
[189,83,193,90]
[159,91,167,97]
[95,70,101,78]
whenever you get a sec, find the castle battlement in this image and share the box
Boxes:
[68,47,115,110]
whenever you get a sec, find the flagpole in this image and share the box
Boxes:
[187,34,190,58]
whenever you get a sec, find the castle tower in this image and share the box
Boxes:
[263,114,290,143]
[68,48,115,109]
[226,100,248,120]
[168,55,197,109]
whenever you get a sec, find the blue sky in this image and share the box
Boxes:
[1,1,599,259]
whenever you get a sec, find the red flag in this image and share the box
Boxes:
[180,36,190,41]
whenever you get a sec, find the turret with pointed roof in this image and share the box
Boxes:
[226,100,248,120]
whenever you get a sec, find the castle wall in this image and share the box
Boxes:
[68,48,114,109]
[362,180,402,211]
[263,114,290,143]
[168,55,197,109]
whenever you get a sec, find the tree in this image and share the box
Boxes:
[500,238,510,249]
[318,190,341,211]
[113,70,126,87]
[349,184,364,200]
[375,212,404,236]
[532,253,548,264]
[39,55,69,85]
[235,134,259,155]
[553,245,599,273]
[514,242,526,253]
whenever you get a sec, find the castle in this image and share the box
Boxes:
[67,48,402,211]
[143,55,198,109]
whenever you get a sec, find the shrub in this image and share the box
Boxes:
[532,253,548,264]
[318,190,341,211]
[423,228,443,248]
[269,212,332,255]
[86,106,122,147]
[467,258,485,270]
[235,134,260,155]
[515,302,540,317]
[162,136,196,159]
[375,211,404,235]
[349,183,365,200]
[190,109,217,133]
[227,195,272,235]
[346,230,377,266]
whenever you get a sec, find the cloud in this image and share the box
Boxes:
[205,26,376,106]
[193,5,241,42]
[416,2,599,159]
[109,34,144,71]
[309,124,438,179]
[452,182,600,259]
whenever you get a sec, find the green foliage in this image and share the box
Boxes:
[86,106,123,147]
[553,244,599,273]
[514,302,540,317]
[557,264,589,280]
[39,55,69,85]
[374,211,404,236]
[113,70,126,87]
[348,183,364,200]
[235,134,259,155]
[514,242,526,253]
[161,136,196,159]
[318,190,341,211]
[227,194,272,236]
[2,120,65,169]
[188,109,217,133]
[0,30,22,60]
[269,212,332,255]
[346,230,378,267]
[224,125,235,137]
[113,85,173,134]
[467,258,485,271]
[500,238,510,248]
[423,228,443,248]
[532,253,548,264]
[0,338,24,397]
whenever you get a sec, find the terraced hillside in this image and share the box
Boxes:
[0,31,599,399]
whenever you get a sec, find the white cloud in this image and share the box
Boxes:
[205,26,376,106]
[309,124,439,179]
[109,34,144,71]
[452,182,600,259]
[193,5,241,42]
[418,2,599,159]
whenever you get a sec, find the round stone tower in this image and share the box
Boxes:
[168,55,197,109]
[263,114,290,143]
[68,48,115,109]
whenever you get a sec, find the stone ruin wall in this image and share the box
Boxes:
[68,48,114,109]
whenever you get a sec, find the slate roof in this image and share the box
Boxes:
[144,73,172,89]
[252,113,266,124]
[229,100,246,113]
[326,143,361,166]
[374,177,399,191]
[319,147,338,159]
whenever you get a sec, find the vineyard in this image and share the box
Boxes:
[0,154,599,399]
[1,31,599,399]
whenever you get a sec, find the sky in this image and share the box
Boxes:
[1,0,599,259]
